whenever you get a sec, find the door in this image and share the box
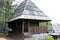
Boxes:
[24,21,28,32]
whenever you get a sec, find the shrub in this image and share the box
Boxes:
[45,35,54,40]
[0,33,6,37]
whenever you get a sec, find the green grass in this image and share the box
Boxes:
[0,33,6,37]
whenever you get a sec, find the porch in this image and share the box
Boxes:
[8,19,49,38]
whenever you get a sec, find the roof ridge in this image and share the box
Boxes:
[24,0,31,10]
[25,0,31,1]
[24,0,28,11]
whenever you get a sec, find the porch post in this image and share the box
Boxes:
[46,22,48,32]
[28,20,30,32]
[39,21,40,32]
[22,20,24,40]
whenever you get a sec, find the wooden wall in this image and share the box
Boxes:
[39,26,47,33]
[28,20,48,33]
[29,20,39,33]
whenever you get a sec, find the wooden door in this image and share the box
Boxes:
[24,21,28,32]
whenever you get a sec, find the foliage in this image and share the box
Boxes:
[0,33,6,37]
[47,22,52,32]
[0,0,15,33]
[39,22,47,27]
[45,35,54,40]
[48,22,52,26]
[39,22,52,27]
[0,0,14,21]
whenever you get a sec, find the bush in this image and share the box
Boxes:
[45,35,54,40]
[0,33,6,37]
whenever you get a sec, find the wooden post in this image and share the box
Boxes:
[22,20,24,40]
[38,21,39,33]
[46,22,48,33]
[39,21,40,32]
[28,20,30,32]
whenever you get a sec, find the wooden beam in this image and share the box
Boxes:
[22,20,24,40]
[28,20,30,32]
[39,21,40,32]
[38,21,39,32]
[46,22,48,32]
[22,20,24,34]
[46,22,48,26]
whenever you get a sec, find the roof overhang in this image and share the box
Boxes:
[8,15,51,22]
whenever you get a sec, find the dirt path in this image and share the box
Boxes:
[0,37,23,40]
[0,38,7,40]
[0,37,17,40]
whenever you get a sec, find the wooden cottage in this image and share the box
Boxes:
[49,23,60,40]
[8,0,51,38]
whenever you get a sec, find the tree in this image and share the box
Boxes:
[0,0,15,33]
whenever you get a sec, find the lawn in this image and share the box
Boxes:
[0,33,6,37]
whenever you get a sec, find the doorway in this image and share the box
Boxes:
[24,20,28,32]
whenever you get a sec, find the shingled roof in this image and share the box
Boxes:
[9,0,51,21]
[49,23,60,36]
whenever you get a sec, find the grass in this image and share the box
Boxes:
[0,33,6,37]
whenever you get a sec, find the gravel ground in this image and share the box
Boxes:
[25,33,48,40]
[0,37,23,40]
[0,33,48,40]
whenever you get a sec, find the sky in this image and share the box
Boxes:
[13,0,60,24]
